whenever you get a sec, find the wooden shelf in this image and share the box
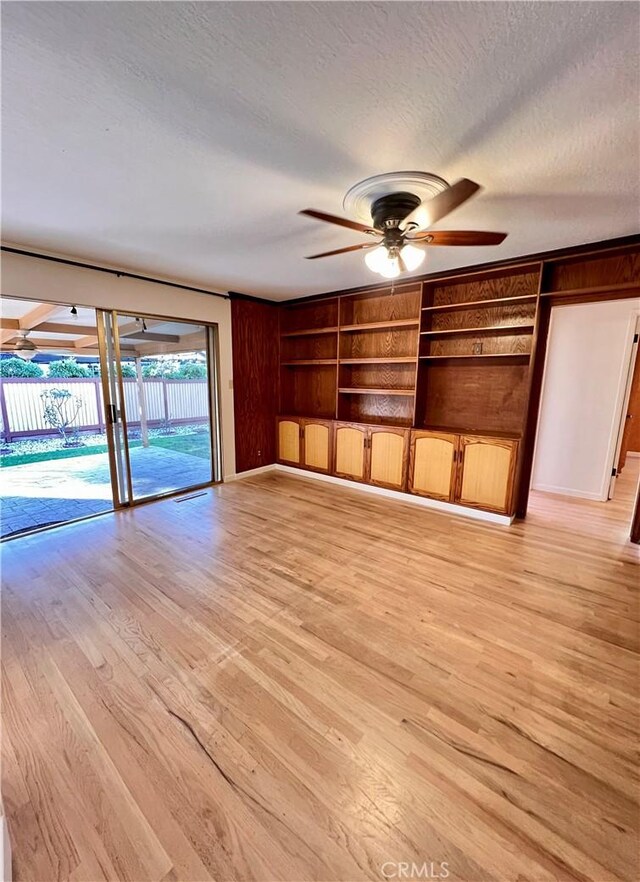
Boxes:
[422,295,537,313]
[280,327,338,337]
[340,319,420,332]
[281,359,338,366]
[541,281,640,299]
[420,353,531,361]
[340,357,417,365]
[421,323,535,337]
[338,387,415,396]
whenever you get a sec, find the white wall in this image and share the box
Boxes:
[0,248,237,478]
[532,298,640,500]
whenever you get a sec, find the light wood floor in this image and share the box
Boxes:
[2,461,639,882]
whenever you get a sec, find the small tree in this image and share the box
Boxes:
[0,357,44,377]
[120,362,136,378]
[48,358,91,378]
[41,388,84,447]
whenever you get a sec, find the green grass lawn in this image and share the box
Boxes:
[0,432,211,467]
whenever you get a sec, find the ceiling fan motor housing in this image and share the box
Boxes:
[371,192,421,231]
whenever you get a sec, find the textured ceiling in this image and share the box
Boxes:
[2,1,639,301]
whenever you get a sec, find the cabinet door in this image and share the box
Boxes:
[302,419,332,473]
[334,423,367,482]
[369,428,409,490]
[409,431,457,501]
[277,418,301,465]
[455,436,518,513]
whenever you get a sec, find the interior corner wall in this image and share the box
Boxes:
[532,297,640,501]
[0,249,237,479]
[231,297,280,473]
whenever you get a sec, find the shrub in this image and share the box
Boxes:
[0,357,44,377]
[48,358,91,378]
[141,361,207,379]
[177,363,207,379]
[120,363,136,378]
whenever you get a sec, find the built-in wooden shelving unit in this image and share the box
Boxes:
[279,282,422,426]
[278,244,640,444]
[415,265,540,435]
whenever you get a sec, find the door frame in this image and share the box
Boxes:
[609,314,640,498]
[97,308,222,509]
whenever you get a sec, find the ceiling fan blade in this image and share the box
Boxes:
[399,178,481,232]
[305,242,378,260]
[300,209,375,234]
[409,230,508,246]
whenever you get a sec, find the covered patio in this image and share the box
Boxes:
[1,443,212,537]
[1,297,215,538]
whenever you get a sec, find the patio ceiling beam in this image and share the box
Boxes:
[3,337,90,350]
[134,330,206,356]
[1,337,136,355]
[35,321,97,336]
[74,335,99,349]
[120,331,180,343]
[19,303,60,330]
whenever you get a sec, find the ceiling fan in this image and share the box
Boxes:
[300,178,507,279]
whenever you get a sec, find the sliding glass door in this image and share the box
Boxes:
[98,310,220,506]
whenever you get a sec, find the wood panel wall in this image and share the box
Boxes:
[231,297,280,473]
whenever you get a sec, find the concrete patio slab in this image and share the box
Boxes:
[0,445,212,538]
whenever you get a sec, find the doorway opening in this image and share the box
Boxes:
[0,298,221,539]
[529,298,640,543]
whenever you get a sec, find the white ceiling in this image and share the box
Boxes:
[2,1,639,301]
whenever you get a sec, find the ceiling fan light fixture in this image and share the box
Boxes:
[364,246,401,279]
[15,332,38,361]
[364,245,390,274]
[400,243,426,272]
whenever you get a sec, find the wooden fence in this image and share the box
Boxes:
[0,377,209,441]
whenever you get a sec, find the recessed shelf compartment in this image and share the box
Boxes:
[337,392,414,427]
[340,283,422,326]
[340,319,420,332]
[280,326,338,337]
[281,359,338,365]
[421,323,535,337]
[338,387,415,396]
[541,280,640,299]
[422,294,537,313]
[280,298,339,335]
[420,353,531,360]
[340,357,417,364]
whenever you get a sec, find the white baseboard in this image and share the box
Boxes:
[532,482,604,501]
[225,464,277,481]
[275,464,514,525]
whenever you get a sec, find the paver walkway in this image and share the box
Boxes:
[1,445,212,538]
